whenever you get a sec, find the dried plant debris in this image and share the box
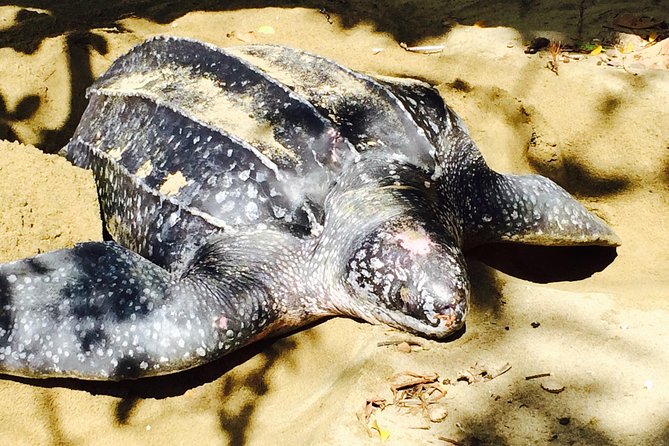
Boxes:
[525,18,668,71]
[525,372,552,380]
[226,30,255,43]
[360,371,451,441]
[377,338,425,352]
[359,397,390,440]
[377,338,424,348]
[548,41,563,75]
[370,419,391,442]
[399,42,445,54]
[391,371,449,423]
[361,397,388,424]
[439,437,471,446]
[541,378,566,394]
[457,362,512,384]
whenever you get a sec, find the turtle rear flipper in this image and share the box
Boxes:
[0,240,285,380]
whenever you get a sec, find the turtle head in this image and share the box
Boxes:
[342,215,469,339]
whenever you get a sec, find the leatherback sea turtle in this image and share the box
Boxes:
[0,37,619,380]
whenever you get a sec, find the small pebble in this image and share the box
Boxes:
[397,341,412,353]
[531,321,541,328]
[558,417,570,425]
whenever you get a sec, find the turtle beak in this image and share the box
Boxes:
[432,299,467,332]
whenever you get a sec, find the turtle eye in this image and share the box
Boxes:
[392,284,435,324]
[391,285,413,313]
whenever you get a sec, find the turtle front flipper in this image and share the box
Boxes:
[451,153,621,248]
[371,76,620,249]
[0,237,299,380]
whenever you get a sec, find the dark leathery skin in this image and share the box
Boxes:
[0,37,620,380]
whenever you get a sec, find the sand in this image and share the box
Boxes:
[0,2,668,445]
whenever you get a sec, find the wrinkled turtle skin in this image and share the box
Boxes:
[0,37,619,380]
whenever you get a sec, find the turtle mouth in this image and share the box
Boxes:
[374,297,468,339]
[398,285,468,332]
[430,299,467,333]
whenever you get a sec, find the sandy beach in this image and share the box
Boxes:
[0,2,668,444]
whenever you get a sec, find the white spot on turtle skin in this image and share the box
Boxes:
[245,202,259,220]
[370,258,384,269]
[272,205,287,219]
[215,191,227,203]
[107,147,124,160]
[255,171,268,183]
[7,275,16,284]
[238,170,251,181]
[220,201,235,213]
[246,183,258,199]
[139,361,148,370]
[220,174,233,188]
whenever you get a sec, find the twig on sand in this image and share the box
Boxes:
[525,372,552,380]
[438,437,467,446]
[377,339,424,347]
[548,41,563,75]
[400,42,445,54]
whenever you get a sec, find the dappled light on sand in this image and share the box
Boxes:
[0,1,668,445]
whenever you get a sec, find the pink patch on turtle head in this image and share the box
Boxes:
[394,231,434,256]
[217,315,228,330]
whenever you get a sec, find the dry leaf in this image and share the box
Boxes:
[428,404,448,422]
[257,25,275,35]
[371,419,390,442]
[541,378,565,393]
[589,45,603,55]
[362,397,387,422]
